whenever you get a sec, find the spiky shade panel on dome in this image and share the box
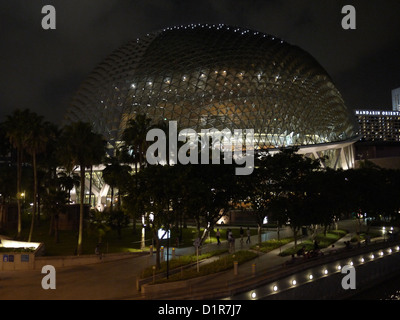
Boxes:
[66,24,357,150]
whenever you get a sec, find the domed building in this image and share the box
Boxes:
[66,24,358,207]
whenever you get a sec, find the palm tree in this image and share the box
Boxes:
[25,113,50,242]
[102,156,131,238]
[102,156,131,211]
[121,114,153,174]
[42,187,69,243]
[57,170,80,201]
[120,114,153,234]
[58,121,106,255]
[3,109,32,238]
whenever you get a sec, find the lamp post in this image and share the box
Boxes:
[166,227,170,279]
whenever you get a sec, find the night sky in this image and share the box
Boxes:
[1,0,399,126]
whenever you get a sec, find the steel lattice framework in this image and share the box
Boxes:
[66,24,357,153]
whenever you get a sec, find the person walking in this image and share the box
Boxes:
[95,243,102,260]
[228,232,235,253]
[246,227,251,244]
[216,228,221,245]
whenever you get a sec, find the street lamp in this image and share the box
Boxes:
[158,228,171,278]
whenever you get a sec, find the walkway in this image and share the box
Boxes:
[0,219,383,300]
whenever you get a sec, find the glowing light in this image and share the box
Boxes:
[158,229,170,240]
[273,285,278,292]
[251,292,257,299]
[323,269,328,275]
[309,274,313,280]
[292,280,297,286]
[1,239,40,250]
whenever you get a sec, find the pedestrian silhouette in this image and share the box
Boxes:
[216,228,221,245]
[246,227,251,244]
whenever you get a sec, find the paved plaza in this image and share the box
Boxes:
[0,220,367,300]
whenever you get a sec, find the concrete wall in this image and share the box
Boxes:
[34,252,140,270]
[0,242,44,271]
[0,252,35,271]
[1,245,143,271]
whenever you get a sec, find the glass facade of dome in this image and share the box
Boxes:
[66,24,357,166]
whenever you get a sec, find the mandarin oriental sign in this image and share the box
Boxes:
[355,110,400,116]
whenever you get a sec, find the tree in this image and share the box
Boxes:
[57,170,80,201]
[240,154,278,244]
[345,167,400,230]
[58,122,106,255]
[42,187,69,243]
[102,156,131,238]
[305,168,346,236]
[267,148,321,247]
[102,156,131,211]
[120,114,153,233]
[121,114,153,173]
[89,208,111,244]
[0,122,11,157]
[182,163,238,245]
[3,109,32,238]
[25,113,51,242]
[135,165,175,269]
[0,123,14,215]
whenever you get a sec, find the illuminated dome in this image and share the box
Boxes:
[66,24,357,168]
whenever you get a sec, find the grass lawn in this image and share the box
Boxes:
[251,237,294,253]
[279,229,347,257]
[350,230,382,243]
[6,216,259,256]
[22,223,148,256]
[140,249,228,278]
[153,250,258,284]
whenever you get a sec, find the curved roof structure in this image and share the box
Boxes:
[66,24,357,151]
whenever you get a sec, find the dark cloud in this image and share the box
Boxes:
[0,0,399,125]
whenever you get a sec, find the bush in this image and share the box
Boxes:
[251,237,293,253]
[279,230,347,256]
[350,230,381,243]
